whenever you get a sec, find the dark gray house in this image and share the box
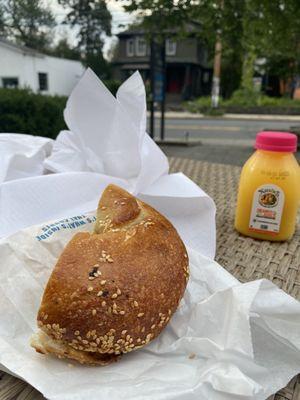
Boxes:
[112,24,212,101]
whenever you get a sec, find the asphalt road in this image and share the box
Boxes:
[148,117,300,166]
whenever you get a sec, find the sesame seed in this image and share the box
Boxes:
[100,280,106,285]
[90,342,97,347]
[97,290,103,296]
[87,286,93,292]
[74,330,80,336]
[137,338,141,343]
[111,293,118,299]
[133,300,139,307]
[113,309,118,315]
[113,302,117,309]
[107,257,113,263]
[151,324,156,330]
[117,288,121,295]
[101,301,106,307]
[141,327,145,332]
[46,324,51,329]
[92,309,97,316]
[126,335,131,341]
[137,312,144,318]
[119,310,125,315]
[121,330,127,335]
[82,340,88,344]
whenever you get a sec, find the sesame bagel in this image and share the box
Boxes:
[31,184,189,365]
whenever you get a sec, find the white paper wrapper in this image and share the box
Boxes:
[0,216,300,400]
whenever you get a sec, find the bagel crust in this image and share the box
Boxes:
[31,184,189,364]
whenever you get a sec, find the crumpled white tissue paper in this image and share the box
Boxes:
[0,69,215,259]
[0,68,299,400]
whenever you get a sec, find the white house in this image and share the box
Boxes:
[0,39,85,96]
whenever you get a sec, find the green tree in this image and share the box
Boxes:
[124,0,300,97]
[58,0,112,78]
[124,0,245,97]
[0,0,55,51]
[49,38,81,60]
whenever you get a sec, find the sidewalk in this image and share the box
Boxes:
[147,111,300,121]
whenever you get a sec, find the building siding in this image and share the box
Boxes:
[115,36,205,65]
[0,43,85,96]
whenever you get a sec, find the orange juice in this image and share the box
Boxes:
[235,131,299,241]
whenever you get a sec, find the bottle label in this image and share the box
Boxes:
[249,184,284,234]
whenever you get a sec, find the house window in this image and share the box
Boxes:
[2,77,19,88]
[202,71,210,83]
[38,72,48,91]
[136,37,147,56]
[166,38,177,56]
[126,38,135,56]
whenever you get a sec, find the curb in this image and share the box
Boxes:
[147,111,300,121]
[155,137,253,148]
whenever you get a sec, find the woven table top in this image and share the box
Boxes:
[0,158,299,400]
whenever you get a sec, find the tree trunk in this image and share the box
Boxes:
[211,37,222,107]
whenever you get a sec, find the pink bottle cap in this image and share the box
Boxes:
[255,131,298,152]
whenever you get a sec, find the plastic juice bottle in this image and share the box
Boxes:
[235,131,299,241]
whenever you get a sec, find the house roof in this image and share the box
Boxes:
[0,37,44,58]
[117,21,201,37]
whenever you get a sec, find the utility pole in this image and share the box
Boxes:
[150,36,166,140]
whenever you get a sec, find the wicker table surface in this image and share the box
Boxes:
[0,158,299,400]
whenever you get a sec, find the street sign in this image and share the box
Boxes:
[150,38,166,140]
[151,39,166,102]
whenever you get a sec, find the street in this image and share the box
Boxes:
[148,116,300,166]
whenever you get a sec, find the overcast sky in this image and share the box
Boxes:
[46,0,135,58]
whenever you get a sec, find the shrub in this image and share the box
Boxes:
[223,89,260,107]
[0,80,123,138]
[103,79,122,96]
[0,88,66,138]
[185,89,300,114]
[185,96,225,115]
